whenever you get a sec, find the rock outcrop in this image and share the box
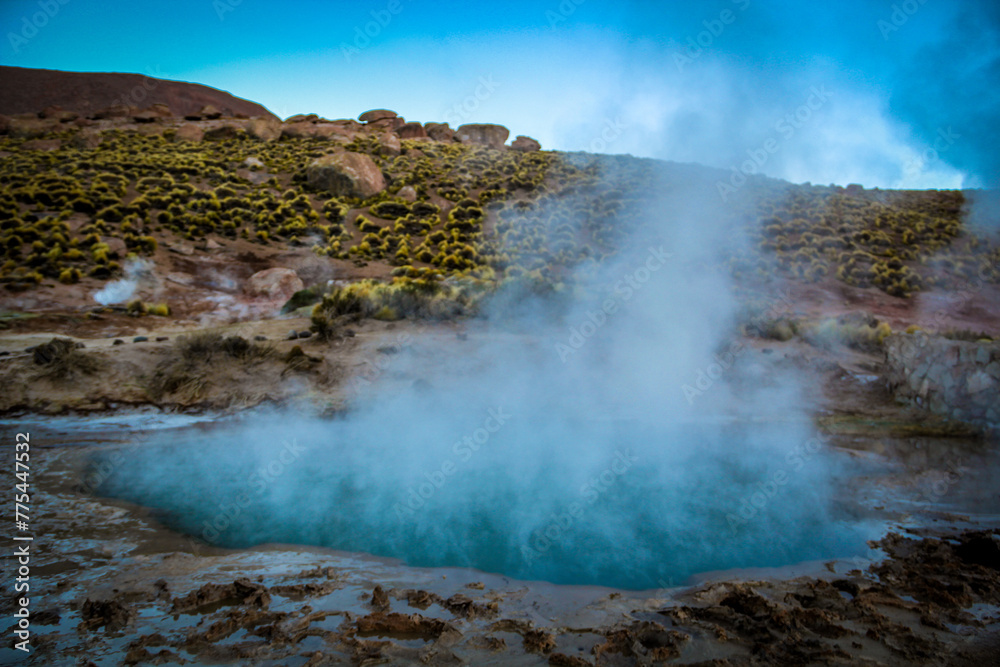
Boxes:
[244,268,304,301]
[884,332,1000,425]
[425,122,455,142]
[456,123,510,149]
[306,152,386,199]
[510,135,541,152]
[359,109,398,123]
[395,121,427,139]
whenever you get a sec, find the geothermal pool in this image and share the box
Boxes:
[87,410,887,591]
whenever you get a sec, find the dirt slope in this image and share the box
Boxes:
[0,65,277,119]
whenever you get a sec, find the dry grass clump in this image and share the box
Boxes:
[147,332,273,400]
[32,337,102,381]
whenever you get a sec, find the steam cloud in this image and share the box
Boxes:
[95,159,880,589]
[93,258,155,305]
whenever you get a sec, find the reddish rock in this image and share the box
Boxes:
[244,268,304,301]
[172,124,204,142]
[281,122,354,140]
[424,122,455,142]
[306,151,386,199]
[91,105,133,120]
[378,132,401,157]
[70,129,102,149]
[285,113,319,124]
[40,105,78,122]
[132,109,161,123]
[203,123,243,141]
[200,104,222,119]
[510,135,541,152]
[456,123,510,149]
[246,118,281,141]
[359,109,398,123]
[395,121,427,139]
[9,117,60,138]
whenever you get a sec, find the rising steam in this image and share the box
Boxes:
[94,157,880,589]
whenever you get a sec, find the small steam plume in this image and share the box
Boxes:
[93,258,155,305]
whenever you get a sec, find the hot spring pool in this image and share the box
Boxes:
[90,411,884,590]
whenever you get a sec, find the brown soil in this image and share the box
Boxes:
[0,65,277,119]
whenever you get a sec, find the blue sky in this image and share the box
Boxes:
[2,0,998,190]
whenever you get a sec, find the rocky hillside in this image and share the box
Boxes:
[0,65,277,119]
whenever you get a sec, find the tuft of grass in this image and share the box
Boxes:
[32,337,101,381]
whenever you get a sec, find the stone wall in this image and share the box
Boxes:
[884,333,1000,425]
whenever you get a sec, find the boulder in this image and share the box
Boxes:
[456,123,510,149]
[203,123,244,141]
[246,118,281,141]
[201,105,223,119]
[103,236,128,257]
[306,151,386,199]
[244,268,304,301]
[331,118,363,132]
[40,105,78,122]
[70,129,103,149]
[281,122,354,140]
[242,157,265,169]
[9,117,61,139]
[172,124,205,142]
[285,113,319,123]
[136,124,169,137]
[367,117,405,132]
[395,121,427,139]
[132,109,162,123]
[510,135,541,152]
[397,185,417,202]
[359,109,398,123]
[424,122,455,142]
[92,105,133,120]
[378,132,401,157]
[0,114,9,135]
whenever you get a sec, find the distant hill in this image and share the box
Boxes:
[0,65,277,119]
